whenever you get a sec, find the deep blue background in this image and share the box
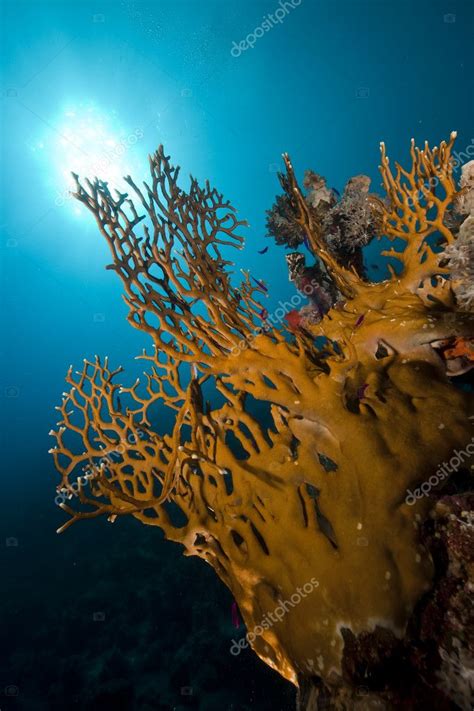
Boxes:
[1,0,473,709]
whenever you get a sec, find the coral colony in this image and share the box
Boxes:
[51,135,474,707]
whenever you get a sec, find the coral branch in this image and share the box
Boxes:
[72,146,263,365]
[280,154,359,297]
[51,136,474,704]
[379,131,459,287]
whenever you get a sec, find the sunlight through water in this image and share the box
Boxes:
[34,102,145,217]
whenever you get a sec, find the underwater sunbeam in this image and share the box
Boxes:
[39,102,144,216]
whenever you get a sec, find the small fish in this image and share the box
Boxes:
[442,336,474,361]
[357,383,369,400]
[331,187,341,197]
[258,246,269,254]
[285,309,302,329]
[354,314,365,328]
[231,601,240,629]
[303,235,311,251]
[251,276,268,292]
[371,264,380,270]
[259,308,269,320]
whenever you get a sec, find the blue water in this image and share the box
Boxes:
[1,0,473,708]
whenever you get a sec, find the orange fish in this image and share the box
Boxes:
[285,309,302,330]
[443,337,474,361]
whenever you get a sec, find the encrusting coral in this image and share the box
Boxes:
[51,134,474,708]
[442,160,474,313]
[266,166,379,280]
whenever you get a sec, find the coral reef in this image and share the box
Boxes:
[415,494,474,710]
[285,252,339,322]
[297,492,474,710]
[442,161,474,312]
[266,165,380,284]
[51,135,474,708]
[317,174,378,260]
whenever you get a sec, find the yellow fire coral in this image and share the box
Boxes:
[50,135,473,701]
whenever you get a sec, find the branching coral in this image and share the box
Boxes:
[378,134,460,287]
[51,135,474,707]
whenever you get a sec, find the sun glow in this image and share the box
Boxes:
[39,102,145,216]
